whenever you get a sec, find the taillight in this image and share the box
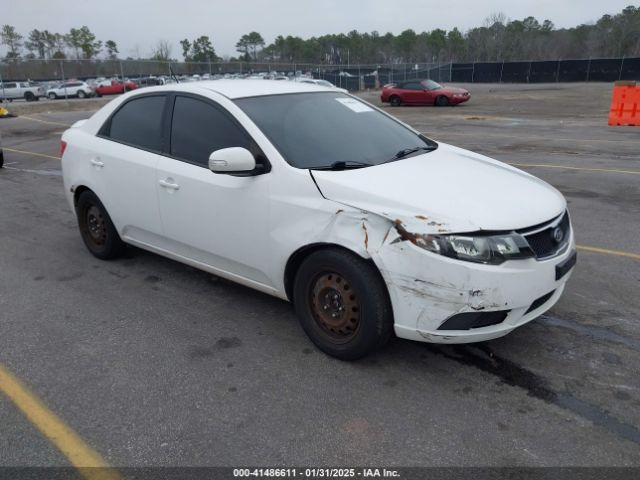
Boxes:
[60,141,67,157]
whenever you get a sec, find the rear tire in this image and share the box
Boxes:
[435,95,449,106]
[48,92,57,100]
[76,190,126,260]
[293,248,393,360]
[0,150,4,168]
[390,95,401,107]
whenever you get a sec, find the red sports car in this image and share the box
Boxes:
[381,79,470,106]
[95,80,139,97]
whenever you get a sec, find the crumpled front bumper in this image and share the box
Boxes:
[372,231,576,344]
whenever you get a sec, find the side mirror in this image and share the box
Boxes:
[208,147,256,174]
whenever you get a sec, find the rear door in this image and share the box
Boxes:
[92,93,168,244]
[155,93,273,287]
[2,82,18,99]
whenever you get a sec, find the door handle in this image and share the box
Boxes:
[90,158,104,168]
[159,179,180,190]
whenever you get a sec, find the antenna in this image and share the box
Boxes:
[169,64,180,84]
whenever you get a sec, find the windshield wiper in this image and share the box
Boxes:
[384,145,438,163]
[310,160,373,171]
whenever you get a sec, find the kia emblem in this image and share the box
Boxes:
[552,227,564,243]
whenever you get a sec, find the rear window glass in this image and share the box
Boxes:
[105,95,166,151]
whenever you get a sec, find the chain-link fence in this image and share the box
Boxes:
[0,59,451,90]
[1,57,638,92]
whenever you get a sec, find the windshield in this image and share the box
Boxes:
[423,79,443,90]
[235,92,437,169]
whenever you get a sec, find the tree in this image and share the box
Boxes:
[446,28,466,61]
[192,36,216,62]
[180,39,192,61]
[426,29,447,62]
[394,29,417,62]
[105,40,118,60]
[180,36,216,62]
[235,35,250,61]
[236,32,265,61]
[67,26,101,59]
[52,33,67,59]
[41,30,58,59]
[66,28,82,58]
[150,39,173,61]
[25,29,46,59]
[1,25,23,61]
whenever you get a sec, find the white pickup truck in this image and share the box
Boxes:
[0,81,45,102]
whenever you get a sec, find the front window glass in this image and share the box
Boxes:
[422,79,443,90]
[235,92,436,169]
[170,96,251,167]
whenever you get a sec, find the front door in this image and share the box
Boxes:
[155,94,273,288]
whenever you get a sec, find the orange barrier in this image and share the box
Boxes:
[608,81,639,126]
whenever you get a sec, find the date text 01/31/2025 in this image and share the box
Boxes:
[233,468,400,478]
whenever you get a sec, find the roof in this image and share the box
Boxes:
[151,79,336,99]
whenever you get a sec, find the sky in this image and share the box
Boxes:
[5,0,637,58]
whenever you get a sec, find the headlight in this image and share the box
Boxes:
[410,232,534,265]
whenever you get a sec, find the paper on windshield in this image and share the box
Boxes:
[335,98,374,113]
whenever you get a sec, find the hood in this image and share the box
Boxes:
[311,142,565,234]
[440,86,468,95]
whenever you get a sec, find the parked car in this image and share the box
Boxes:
[61,80,575,360]
[136,77,162,88]
[47,81,94,99]
[293,77,339,88]
[94,80,138,97]
[0,81,45,102]
[381,79,470,106]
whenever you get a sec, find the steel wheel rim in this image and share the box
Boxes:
[86,205,107,246]
[309,271,361,342]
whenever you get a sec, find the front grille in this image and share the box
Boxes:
[522,212,570,259]
[525,290,555,314]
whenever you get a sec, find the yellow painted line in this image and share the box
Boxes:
[4,147,60,160]
[508,163,640,175]
[19,115,71,127]
[0,364,122,480]
[577,245,640,261]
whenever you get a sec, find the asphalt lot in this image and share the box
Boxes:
[0,83,639,470]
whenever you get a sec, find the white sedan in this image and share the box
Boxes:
[60,81,576,359]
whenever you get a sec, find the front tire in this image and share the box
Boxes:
[76,190,126,260]
[0,150,4,168]
[293,248,393,360]
[24,91,35,102]
[390,95,401,107]
[77,90,86,98]
[48,92,57,100]
[435,95,449,106]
